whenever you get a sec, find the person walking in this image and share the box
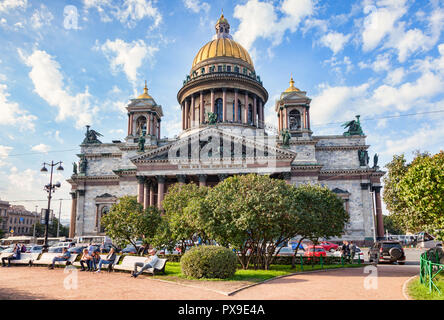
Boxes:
[349,241,357,263]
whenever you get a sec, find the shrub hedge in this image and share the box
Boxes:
[180,245,237,279]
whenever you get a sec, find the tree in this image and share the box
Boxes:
[383,214,405,235]
[398,151,444,240]
[162,183,210,253]
[289,184,349,268]
[34,217,69,238]
[101,196,161,251]
[203,174,299,270]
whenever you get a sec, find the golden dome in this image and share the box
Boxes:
[192,38,254,69]
[217,13,228,25]
[284,77,300,93]
[137,81,153,99]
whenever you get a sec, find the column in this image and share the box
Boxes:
[200,91,204,124]
[95,204,100,229]
[303,109,307,129]
[244,92,248,124]
[191,95,195,127]
[211,89,215,114]
[76,190,85,236]
[234,90,239,123]
[137,176,145,205]
[129,114,134,136]
[146,113,151,136]
[198,174,207,187]
[373,186,384,238]
[144,180,150,209]
[157,176,166,210]
[259,100,264,128]
[307,108,311,130]
[181,103,184,130]
[127,113,131,136]
[284,107,288,130]
[157,119,161,139]
[149,182,154,206]
[253,95,257,127]
[222,89,227,122]
[69,192,77,238]
[185,99,189,129]
[277,113,281,132]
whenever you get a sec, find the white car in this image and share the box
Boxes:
[332,246,365,262]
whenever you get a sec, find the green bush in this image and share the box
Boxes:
[180,245,237,279]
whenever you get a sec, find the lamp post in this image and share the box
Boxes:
[40,161,64,252]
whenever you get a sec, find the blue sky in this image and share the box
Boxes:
[0,0,443,223]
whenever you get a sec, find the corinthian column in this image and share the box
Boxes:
[222,89,227,122]
[137,176,145,205]
[157,175,166,210]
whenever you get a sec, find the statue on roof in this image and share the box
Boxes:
[138,134,146,152]
[373,153,379,169]
[72,162,78,175]
[79,156,87,174]
[208,112,217,125]
[342,115,364,136]
[82,125,103,144]
[282,129,291,148]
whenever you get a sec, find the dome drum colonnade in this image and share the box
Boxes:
[177,14,268,132]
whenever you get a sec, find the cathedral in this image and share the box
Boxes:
[67,14,385,243]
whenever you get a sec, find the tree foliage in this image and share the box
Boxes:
[101,196,161,250]
[383,214,405,235]
[383,151,444,240]
[34,217,69,238]
[398,151,444,240]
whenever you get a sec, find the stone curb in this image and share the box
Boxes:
[402,275,418,300]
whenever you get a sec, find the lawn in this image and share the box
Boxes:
[408,275,444,300]
[155,262,364,283]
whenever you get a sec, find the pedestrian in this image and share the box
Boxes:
[349,241,357,263]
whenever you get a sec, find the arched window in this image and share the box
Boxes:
[136,116,147,136]
[289,110,302,130]
[248,104,253,125]
[215,98,223,122]
[100,206,110,233]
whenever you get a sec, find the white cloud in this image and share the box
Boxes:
[31,144,51,153]
[385,67,405,85]
[0,82,37,132]
[30,4,54,29]
[233,0,314,51]
[183,0,210,13]
[311,83,370,125]
[20,49,96,129]
[319,31,351,54]
[0,145,12,158]
[98,38,159,85]
[83,0,162,28]
[0,0,27,13]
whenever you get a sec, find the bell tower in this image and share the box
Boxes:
[126,81,164,145]
[275,76,312,138]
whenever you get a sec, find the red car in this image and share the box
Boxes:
[303,246,327,258]
[320,241,339,252]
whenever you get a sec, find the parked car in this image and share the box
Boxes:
[158,248,180,255]
[368,241,406,265]
[122,243,140,254]
[48,246,64,253]
[333,246,365,262]
[68,246,87,254]
[1,248,13,253]
[320,241,339,252]
[276,247,295,256]
[290,242,305,252]
[28,245,43,254]
[303,246,327,258]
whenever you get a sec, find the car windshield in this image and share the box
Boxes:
[382,242,402,249]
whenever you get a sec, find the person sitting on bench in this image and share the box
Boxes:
[2,244,21,267]
[131,249,158,278]
[48,248,71,269]
[95,248,116,273]
[79,248,93,271]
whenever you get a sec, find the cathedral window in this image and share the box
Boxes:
[215,98,223,122]
[136,116,147,136]
[288,110,302,130]
[234,66,239,73]
[248,104,253,125]
[201,67,205,74]
[243,68,247,75]
[227,65,231,72]
[218,65,223,72]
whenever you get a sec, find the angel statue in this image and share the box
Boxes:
[82,125,103,144]
[138,134,146,152]
[208,112,217,125]
[72,162,78,175]
[342,115,364,136]
[282,129,291,148]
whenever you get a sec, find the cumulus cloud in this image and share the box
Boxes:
[98,38,159,85]
[31,144,51,153]
[19,49,96,129]
[0,0,27,13]
[233,0,314,51]
[0,82,37,132]
[83,0,162,28]
[319,31,351,54]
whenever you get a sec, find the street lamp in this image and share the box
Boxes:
[40,161,64,252]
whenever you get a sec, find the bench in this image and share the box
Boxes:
[32,253,78,267]
[9,253,41,266]
[73,255,121,271]
[113,256,167,275]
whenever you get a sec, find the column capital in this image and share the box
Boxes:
[197,174,207,182]
[281,172,291,181]
[372,185,382,193]
[136,176,146,184]
[70,192,77,199]
[157,175,166,183]
[217,174,228,182]
[176,174,187,183]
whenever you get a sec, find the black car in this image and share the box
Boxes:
[368,241,406,265]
